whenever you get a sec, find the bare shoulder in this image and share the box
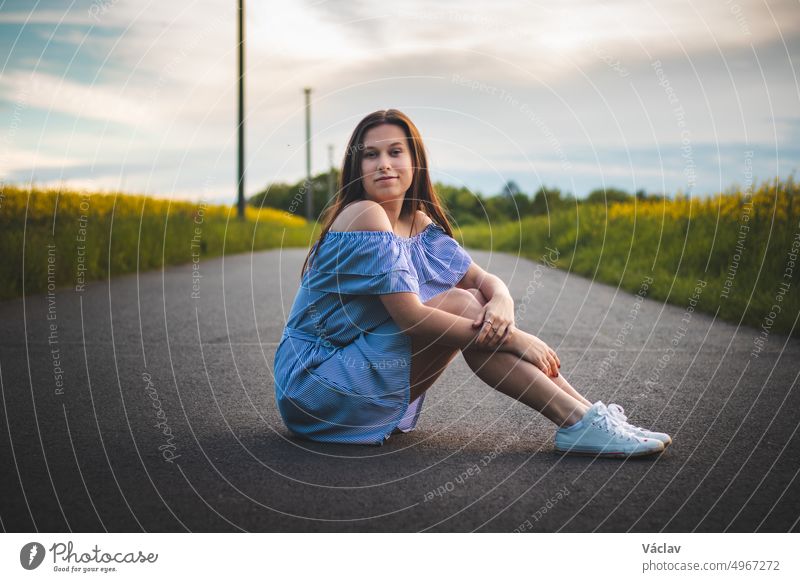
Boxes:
[414,210,434,230]
[330,200,392,233]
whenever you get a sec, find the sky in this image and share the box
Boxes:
[0,0,798,205]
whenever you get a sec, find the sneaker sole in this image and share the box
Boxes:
[554,446,664,458]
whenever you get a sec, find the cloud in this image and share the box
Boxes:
[0,70,160,127]
[0,147,85,179]
[0,8,100,26]
[1,0,798,201]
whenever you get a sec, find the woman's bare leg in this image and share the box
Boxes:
[547,367,592,407]
[461,343,587,427]
[464,288,592,408]
[406,292,466,402]
[413,287,589,427]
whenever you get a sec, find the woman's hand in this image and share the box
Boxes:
[472,292,515,349]
[505,331,561,378]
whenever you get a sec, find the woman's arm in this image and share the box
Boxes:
[379,292,504,352]
[458,262,511,301]
[379,292,559,376]
[458,262,515,347]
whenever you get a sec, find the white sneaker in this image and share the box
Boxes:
[606,402,672,446]
[554,402,665,458]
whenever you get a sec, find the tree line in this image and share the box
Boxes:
[248,170,667,225]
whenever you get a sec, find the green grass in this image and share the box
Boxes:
[0,185,314,300]
[458,177,800,338]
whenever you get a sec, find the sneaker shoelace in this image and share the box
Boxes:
[607,403,647,433]
[593,405,635,440]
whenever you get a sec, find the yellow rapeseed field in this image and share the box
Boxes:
[459,176,799,338]
[0,185,312,300]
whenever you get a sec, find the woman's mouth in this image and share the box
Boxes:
[376,176,397,182]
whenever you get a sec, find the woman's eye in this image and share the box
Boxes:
[392,149,402,155]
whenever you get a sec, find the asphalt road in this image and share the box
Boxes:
[1,243,798,532]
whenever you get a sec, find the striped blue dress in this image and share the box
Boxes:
[273,222,474,445]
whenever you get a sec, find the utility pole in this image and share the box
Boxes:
[236,0,246,220]
[304,87,313,221]
[327,144,335,203]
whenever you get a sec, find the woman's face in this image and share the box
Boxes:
[359,123,414,204]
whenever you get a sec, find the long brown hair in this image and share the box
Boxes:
[300,109,456,277]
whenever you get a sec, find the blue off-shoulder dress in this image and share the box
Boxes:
[273,222,474,445]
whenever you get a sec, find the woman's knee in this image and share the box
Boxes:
[465,287,488,305]
[425,287,484,319]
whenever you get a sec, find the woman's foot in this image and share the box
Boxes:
[554,402,665,458]
[606,402,672,446]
